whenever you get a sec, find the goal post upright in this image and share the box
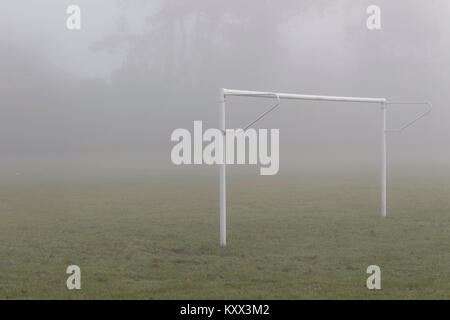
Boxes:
[219,88,226,247]
[381,101,387,218]
[218,88,431,246]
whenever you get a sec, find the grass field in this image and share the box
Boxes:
[0,168,449,299]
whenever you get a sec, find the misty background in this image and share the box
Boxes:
[0,0,449,182]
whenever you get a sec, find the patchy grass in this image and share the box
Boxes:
[0,173,449,299]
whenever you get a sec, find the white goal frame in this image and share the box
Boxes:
[219,88,432,246]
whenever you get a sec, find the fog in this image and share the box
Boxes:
[1,0,449,179]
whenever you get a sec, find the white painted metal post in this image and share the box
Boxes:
[381,102,387,217]
[219,88,227,246]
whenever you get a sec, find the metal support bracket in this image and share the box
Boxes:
[241,93,281,131]
[385,101,432,133]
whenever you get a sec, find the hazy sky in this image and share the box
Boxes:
[0,0,449,177]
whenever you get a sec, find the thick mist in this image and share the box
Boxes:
[0,0,449,179]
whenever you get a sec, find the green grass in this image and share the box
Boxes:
[0,173,449,299]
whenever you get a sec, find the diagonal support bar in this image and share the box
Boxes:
[385,101,433,133]
[241,93,280,131]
